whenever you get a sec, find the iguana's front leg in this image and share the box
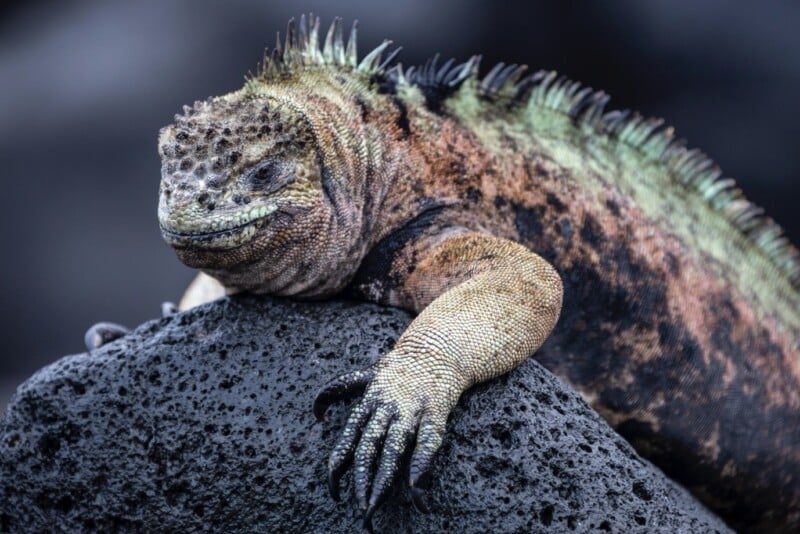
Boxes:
[314,230,563,523]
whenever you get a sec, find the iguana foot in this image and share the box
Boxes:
[84,322,130,350]
[86,302,177,351]
[314,349,463,527]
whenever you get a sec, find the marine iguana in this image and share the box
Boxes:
[90,15,799,531]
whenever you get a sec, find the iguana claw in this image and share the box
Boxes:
[409,486,430,513]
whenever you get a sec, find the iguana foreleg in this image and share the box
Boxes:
[314,230,563,523]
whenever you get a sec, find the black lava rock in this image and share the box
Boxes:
[0,296,730,532]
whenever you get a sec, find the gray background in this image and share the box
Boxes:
[2,0,799,409]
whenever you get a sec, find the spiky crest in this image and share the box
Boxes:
[497,69,800,289]
[247,15,799,289]
[395,54,480,110]
[249,14,399,82]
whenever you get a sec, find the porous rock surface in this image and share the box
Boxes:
[0,296,730,533]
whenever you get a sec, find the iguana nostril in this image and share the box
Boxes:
[197,193,210,205]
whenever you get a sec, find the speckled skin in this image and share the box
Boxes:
[156,17,799,532]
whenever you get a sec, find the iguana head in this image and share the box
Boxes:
[157,16,396,296]
[158,91,337,294]
[159,94,317,244]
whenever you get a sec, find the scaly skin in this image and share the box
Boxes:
[155,16,800,531]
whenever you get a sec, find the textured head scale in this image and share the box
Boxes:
[158,95,316,246]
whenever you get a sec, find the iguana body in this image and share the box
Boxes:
[153,16,799,531]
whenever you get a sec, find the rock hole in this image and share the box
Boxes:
[632,481,652,501]
[539,504,554,526]
[56,496,73,513]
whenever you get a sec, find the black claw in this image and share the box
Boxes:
[409,456,433,493]
[363,503,376,527]
[411,468,432,491]
[84,322,130,350]
[408,418,443,495]
[313,368,374,422]
[364,510,375,534]
[364,488,388,529]
[313,395,334,422]
[362,513,375,534]
[409,486,430,514]
[328,464,344,501]
[328,464,346,502]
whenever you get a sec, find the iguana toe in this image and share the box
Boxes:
[84,322,130,350]
[365,417,417,519]
[313,367,375,422]
[326,397,373,500]
[354,407,393,509]
[409,417,445,490]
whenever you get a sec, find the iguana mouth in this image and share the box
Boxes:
[159,202,279,248]
[160,216,268,249]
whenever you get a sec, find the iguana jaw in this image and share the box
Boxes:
[160,217,264,249]
[158,202,277,250]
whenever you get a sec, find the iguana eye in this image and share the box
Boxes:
[244,160,297,195]
[247,160,280,187]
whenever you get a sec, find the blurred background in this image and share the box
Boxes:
[1,0,799,410]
